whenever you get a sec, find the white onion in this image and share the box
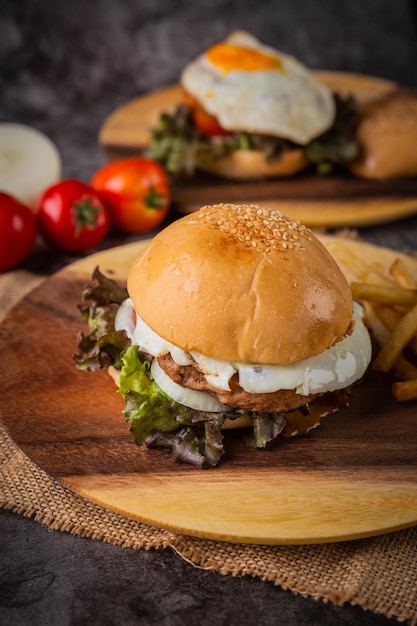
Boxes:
[114,298,136,341]
[150,359,232,413]
[0,123,61,209]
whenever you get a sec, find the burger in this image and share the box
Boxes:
[148,30,417,181]
[75,203,372,468]
[148,30,360,179]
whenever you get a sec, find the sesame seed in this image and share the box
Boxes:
[194,203,310,253]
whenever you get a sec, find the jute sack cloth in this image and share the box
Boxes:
[1,269,416,625]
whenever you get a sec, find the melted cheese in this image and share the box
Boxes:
[115,299,371,396]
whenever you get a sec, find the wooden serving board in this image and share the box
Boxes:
[1,238,417,545]
[99,72,417,228]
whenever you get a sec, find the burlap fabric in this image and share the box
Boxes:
[1,269,416,625]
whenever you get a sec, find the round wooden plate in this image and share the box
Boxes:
[99,72,417,228]
[1,237,417,545]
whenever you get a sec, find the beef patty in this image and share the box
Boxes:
[157,353,322,413]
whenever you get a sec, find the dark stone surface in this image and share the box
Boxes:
[1,1,416,624]
[0,510,400,626]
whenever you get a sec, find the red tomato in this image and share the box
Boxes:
[91,157,171,234]
[183,91,230,137]
[192,107,230,136]
[0,192,38,272]
[37,180,110,253]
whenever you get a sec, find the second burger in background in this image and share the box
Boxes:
[148,30,417,182]
[149,30,359,179]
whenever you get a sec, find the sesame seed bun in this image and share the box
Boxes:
[127,203,353,364]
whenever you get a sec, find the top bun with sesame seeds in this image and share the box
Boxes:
[127,203,353,364]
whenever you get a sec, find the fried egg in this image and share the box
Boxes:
[180,31,336,145]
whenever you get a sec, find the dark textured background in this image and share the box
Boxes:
[1,2,417,625]
[1,0,417,182]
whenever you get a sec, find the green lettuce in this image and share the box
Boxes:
[146,103,293,177]
[304,93,360,173]
[74,267,130,371]
[246,413,287,448]
[118,345,192,443]
[146,94,360,177]
[117,346,226,468]
[119,346,228,467]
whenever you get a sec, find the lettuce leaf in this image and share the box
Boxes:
[146,104,291,177]
[119,346,192,443]
[81,266,128,308]
[146,94,360,178]
[73,267,130,371]
[145,428,210,468]
[248,413,287,448]
[304,93,360,173]
[118,346,225,468]
[75,329,130,371]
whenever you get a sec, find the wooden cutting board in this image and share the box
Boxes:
[1,238,417,545]
[99,72,417,228]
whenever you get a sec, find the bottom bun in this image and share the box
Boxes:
[199,148,307,180]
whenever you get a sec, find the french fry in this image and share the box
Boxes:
[373,304,417,355]
[351,282,417,307]
[392,378,417,402]
[362,309,390,347]
[373,303,402,327]
[335,247,395,286]
[373,301,417,372]
[337,245,417,403]
[363,307,417,378]
[389,258,417,288]
[394,355,417,382]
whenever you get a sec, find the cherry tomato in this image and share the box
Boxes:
[183,91,230,137]
[37,180,110,253]
[91,157,171,234]
[0,192,38,272]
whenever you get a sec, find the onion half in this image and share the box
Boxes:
[0,123,61,208]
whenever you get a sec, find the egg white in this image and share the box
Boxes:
[180,31,335,145]
[115,299,372,398]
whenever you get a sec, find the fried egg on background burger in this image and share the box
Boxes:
[75,203,372,468]
[181,31,335,144]
[149,31,360,179]
[148,30,417,181]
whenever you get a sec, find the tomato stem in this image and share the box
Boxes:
[73,197,100,236]
[145,187,166,210]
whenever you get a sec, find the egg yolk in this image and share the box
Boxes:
[206,43,284,73]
